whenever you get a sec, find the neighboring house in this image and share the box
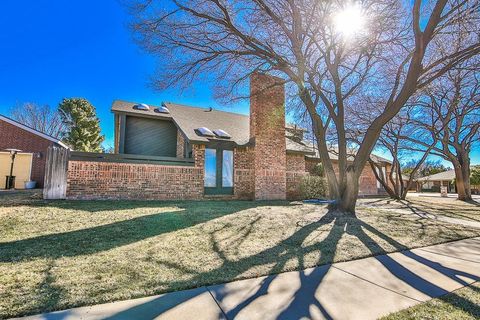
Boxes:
[416,169,480,194]
[415,170,455,193]
[78,73,390,200]
[0,114,68,189]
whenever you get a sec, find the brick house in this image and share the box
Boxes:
[0,114,68,189]
[66,73,390,200]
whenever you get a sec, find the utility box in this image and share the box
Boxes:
[440,186,448,197]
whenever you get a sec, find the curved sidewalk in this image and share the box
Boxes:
[12,237,480,320]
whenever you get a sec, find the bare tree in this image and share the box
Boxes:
[370,109,437,200]
[129,0,480,214]
[10,103,65,139]
[401,65,480,201]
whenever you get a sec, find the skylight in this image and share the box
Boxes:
[133,103,150,111]
[213,129,231,139]
[196,127,215,137]
[154,106,170,114]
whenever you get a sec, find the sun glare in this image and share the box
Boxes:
[333,4,366,38]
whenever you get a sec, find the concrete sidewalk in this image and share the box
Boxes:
[13,237,480,320]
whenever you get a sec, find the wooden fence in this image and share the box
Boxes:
[43,146,69,200]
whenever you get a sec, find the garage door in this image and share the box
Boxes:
[0,152,33,189]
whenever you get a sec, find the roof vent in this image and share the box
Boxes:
[154,106,170,114]
[195,127,215,137]
[213,129,231,139]
[133,103,150,111]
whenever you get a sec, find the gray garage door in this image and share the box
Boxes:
[124,116,177,157]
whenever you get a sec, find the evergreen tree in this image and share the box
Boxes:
[59,98,105,152]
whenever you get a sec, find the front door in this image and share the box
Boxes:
[204,148,234,195]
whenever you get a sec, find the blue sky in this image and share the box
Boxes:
[0,0,249,149]
[0,0,478,164]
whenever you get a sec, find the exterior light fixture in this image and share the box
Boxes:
[4,148,22,189]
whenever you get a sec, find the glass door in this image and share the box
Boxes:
[204,148,234,195]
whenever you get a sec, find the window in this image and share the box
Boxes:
[222,150,233,187]
[213,129,231,139]
[204,148,234,195]
[204,149,217,187]
[196,127,215,137]
[184,141,193,158]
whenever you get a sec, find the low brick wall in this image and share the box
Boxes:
[67,161,203,200]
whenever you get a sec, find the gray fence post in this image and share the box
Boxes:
[43,146,69,200]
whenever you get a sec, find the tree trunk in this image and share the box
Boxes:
[454,153,472,201]
[328,167,359,216]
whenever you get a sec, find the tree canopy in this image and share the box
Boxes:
[59,98,104,152]
[129,0,480,212]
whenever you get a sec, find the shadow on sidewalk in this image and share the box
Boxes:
[98,210,480,320]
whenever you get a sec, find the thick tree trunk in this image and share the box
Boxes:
[454,154,472,201]
[328,167,359,216]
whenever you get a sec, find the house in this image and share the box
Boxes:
[71,72,390,201]
[415,169,480,194]
[0,114,68,189]
[415,170,456,193]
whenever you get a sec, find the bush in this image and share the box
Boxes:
[311,163,325,177]
[300,176,328,199]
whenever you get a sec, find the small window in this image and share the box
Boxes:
[133,103,150,111]
[213,129,231,139]
[196,127,215,137]
[184,141,193,158]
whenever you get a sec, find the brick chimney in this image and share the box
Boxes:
[250,72,287,200]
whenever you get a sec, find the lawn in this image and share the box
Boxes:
[405,196,480,222]
[358,195,480,222]
[1,191,480,318]
[382,282,480,320]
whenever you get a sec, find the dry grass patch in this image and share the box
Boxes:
[382,282,480,320]
[1,193,479,318]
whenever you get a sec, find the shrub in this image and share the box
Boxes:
[300,176,328,199]
[311,163,325,177]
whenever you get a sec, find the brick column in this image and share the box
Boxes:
[250,73,287,200]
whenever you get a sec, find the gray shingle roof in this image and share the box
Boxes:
[415,170,455,182]
[305,145,392,164]
[111,100,314,154]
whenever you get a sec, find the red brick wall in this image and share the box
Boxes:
[358,165,378,195]
[0,118,58,188]
[234,147,255,199]
[176,130,185,158]
[250,73,287,200]
[67,161,204,200]
[305,157,380,196]
[286,153,307,200]
[66,144,206,200]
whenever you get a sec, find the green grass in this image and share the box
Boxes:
[1,191,480,318]
[381,282,480,320]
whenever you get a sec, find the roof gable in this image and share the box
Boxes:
[0,114,69,149]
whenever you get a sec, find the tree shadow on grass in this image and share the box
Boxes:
[7,205,480,319]
[0,201,288,262]
[103,209,480,320]
[402,200,480,222]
